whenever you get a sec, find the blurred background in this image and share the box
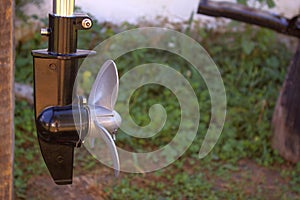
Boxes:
[25,0,300,23]
[15,0,300,199]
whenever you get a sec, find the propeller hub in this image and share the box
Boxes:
[87,106,121,135]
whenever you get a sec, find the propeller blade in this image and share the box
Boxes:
[84,59,121,176]
[88,60,119,110]
[92,119,120,176]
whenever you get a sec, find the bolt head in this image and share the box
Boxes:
[41,28,51,36]
[82,97,87,104]
[82,18,92,29]
[49,63,57,71]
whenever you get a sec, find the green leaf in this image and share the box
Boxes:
[242,40,256,55]
[237,0,247,5]
[266,0,276,8]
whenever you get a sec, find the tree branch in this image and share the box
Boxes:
[198,0,300,38]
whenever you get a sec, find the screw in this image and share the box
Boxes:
[82,97,87,104]
[41,28,51,36]
[49,63,57,71]
[56,155,64,164]
[82,18,92,29]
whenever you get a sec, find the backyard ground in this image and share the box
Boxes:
[25,155,299,199]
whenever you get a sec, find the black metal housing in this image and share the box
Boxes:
[32,13,94,185]
[36,105,89,146]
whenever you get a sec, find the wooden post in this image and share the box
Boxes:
[0,0,14,199]
[272,42,300,163]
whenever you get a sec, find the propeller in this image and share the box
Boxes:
[83,60,121,176]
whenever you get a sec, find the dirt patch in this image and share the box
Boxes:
[212,159,297,199]
[25,159,298,199]
[26,167,115,200]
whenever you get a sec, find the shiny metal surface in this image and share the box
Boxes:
[53,0,75,16]
[33,0,94,185]
[92,106,121,134]
[87,60,121,176]
[93,120,120,176]
[82,18,93,29]
[40,28,51,36]
[88,60,119,110]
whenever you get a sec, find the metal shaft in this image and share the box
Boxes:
[53,0,75,16]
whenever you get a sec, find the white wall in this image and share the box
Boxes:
[76,0,202,23]
[27,0,300,24]
[274,0,300,18]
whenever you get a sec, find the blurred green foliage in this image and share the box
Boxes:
[15,19,298,198]
[16,0,42,20]
[14,0,300,198]
[237,0,275,8]
[200,26,289,165]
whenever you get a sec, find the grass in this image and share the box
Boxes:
[14,17,300,199]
